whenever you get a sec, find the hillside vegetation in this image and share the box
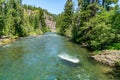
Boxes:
[0,0,55,38]
[56,0,120,50]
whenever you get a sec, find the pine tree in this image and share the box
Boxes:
[59,0,73,35]
[0,0,5,35]
[38,9,47,33]
[72,0,119,50]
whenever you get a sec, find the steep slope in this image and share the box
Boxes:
[44,13,56,32]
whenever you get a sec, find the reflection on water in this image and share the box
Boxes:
[0,32,113,80]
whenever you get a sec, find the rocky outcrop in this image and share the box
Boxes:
[92,50,120,66]
[26,9,56,32]
[44,13,56,32]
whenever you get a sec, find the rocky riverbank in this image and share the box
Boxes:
[0,36,17,46]
[92,50,120,66]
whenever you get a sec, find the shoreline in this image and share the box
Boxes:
[0,36,18,46]
[0,34,42,46]
[92,50,120,67]
[58,34,120,67]
[1,34,120,68]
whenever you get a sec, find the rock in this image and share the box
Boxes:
[92,50,120,66]
[44,13,56,32]
[0,36,9,39]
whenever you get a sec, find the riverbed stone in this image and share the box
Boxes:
[92,50,120,66]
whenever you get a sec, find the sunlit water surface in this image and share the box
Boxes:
[0,33,113,80]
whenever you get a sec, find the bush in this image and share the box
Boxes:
[107,43,120,50]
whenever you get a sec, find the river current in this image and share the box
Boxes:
[0,32,113,80]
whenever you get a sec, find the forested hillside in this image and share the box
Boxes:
[0,0,55,38]
[57,0,120,50]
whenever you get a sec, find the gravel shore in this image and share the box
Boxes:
[92,50,120,66]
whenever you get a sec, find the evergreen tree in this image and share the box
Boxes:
[56,13,64,33]
[72,0,119,50]
[0,0,55,37]
[4,0,25,36]
[38,9,47,33]
[59,0,73,35]
[0,0,5,35]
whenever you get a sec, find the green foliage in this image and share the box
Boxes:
[38,10,48,33]
[0,15,4,35]
[70,0,120,50]
[106,6,120,50]
[0,0,50,37]
[80,10,115,50]
[56,0,120,50]
[58,0,73,36]
[0,0,5,35]
[107,43,120,50]
[72,1,99,43]
[56,13,64,33]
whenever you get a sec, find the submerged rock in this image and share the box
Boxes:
[92,50,120,66]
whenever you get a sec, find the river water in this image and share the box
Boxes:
[0,33,113,80]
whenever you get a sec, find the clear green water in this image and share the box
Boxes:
[0,33,113,80]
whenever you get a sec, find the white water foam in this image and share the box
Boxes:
[58,53,80,63]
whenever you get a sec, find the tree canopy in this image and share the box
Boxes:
[57,0,120,50]
[0,0,49,37]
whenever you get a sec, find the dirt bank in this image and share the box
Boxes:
[92,50,120,66]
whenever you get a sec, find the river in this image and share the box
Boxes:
[0,32,113,80]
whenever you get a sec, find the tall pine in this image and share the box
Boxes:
[59,0,73,36]
[0,0,5,35]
